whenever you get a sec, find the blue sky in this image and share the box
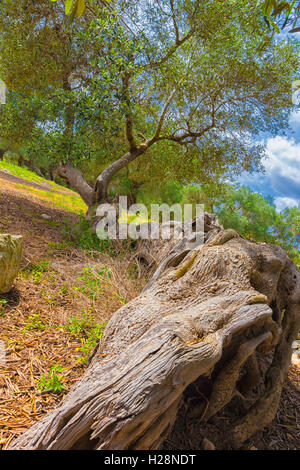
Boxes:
[238,33,300,213]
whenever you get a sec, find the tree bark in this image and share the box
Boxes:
[17,156,44,177]
[94,145,148,204]
[56,162,95,207]
[8,215,300,450]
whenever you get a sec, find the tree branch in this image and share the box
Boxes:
[152,88,177,141]
[170,0,180,44]
[122,72,137,151]
[159,97,216,145]
[57,161,95,207]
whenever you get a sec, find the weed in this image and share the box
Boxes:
[61,217,115,255]
[59,284,68,295]
[66,312,95,337]
[23,313,46,332]
[0,299,8,317]
[41,289,57,305]
[38,364,66,393]
[23,259,50,284]
[65,311,105,363]
[74,266,111,300]
[77,324,105,364]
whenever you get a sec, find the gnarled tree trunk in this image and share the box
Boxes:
[8,215,300,450]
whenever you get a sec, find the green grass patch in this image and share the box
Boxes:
[61,217,115,253]
[15,183,87,214]
[0,161,87,214]
[0,161,56,186]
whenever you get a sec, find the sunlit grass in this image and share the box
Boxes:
[15,184,87,214]
[0,161,58,186]
[0,161,87,214]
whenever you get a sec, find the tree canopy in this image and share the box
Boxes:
[0,0,298,211]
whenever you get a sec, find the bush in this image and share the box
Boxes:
[61,217,115,255]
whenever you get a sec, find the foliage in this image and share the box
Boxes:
[66,311,105,363]
[66,311,97,336]
[61,216,115,253]
[51,0,86,19]
[0,0,298,207]
[22,260,50,285]
[23,313,46,332]
[74,266,111,299]
[183,183,300,268]
[77,323,105,363]
[261,0,300,33]
[38,364,66,393]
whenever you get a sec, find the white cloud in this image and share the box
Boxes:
[290,110,300,126]
[262,136,300,203]
[289,111,300,141]
[274,197,299,212]
[264,136,300,183]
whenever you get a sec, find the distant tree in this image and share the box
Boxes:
[183,184,300,268]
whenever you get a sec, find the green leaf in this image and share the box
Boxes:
[262,0,272,16]
[65,0,73,15]
[270,19,280,32]
[76,0,85,17]
[68,0,78,22]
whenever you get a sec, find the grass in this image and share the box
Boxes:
[61,216,116,253]
[0,161,87,215]
[15,183,87,214]
[0,161,56,186]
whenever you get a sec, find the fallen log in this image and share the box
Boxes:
[8,215,300,450]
